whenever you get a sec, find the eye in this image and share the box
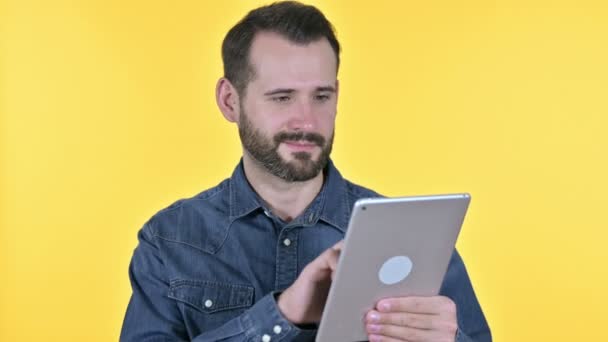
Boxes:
[315,94,331,101]
[272,95,291,103]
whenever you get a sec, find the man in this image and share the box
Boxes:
[120,2,491,341]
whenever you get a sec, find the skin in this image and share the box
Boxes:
[216,31,338,221]
[216,31,458,342]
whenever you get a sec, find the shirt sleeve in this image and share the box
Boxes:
[440,250,493,342]
[195,292,317,342]
[120,223,317,342]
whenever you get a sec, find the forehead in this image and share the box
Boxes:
[247,31,337,90]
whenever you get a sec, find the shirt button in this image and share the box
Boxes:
[283,238,291,247]
[273,325,282,334]
[204,299,213,308]
[262,334,271,342]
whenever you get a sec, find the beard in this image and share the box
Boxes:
[238,107,334,182]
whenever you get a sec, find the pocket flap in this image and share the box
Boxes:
[168,279,254,313]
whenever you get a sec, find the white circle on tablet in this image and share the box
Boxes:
[378,256,413,285]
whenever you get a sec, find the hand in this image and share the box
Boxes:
[277,240,343,324]
[365,296,458,342]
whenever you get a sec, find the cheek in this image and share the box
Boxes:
[269,119,290,136]
[246,104,283,134]
[318,111,337,135]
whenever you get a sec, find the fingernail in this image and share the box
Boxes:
[369,334,381,342]
[380,302,391,311]
[367,324,381,333]
[368,312,380,323]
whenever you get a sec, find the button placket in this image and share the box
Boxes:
[275,230,298,290]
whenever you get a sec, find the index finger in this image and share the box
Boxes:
[331,240,344,251]
[376,296,453,315]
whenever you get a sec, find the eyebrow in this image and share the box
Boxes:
[264,88,295,96]
[316,86,337,93]
[263,86,337,96]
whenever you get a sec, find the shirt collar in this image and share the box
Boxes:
[228,159,350,232]
[228,160,264,219]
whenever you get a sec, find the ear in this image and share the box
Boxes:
[215,77,240,123]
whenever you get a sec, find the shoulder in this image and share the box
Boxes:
[344,179,382,199]
[142,178,233,254]
[343,178,384,209]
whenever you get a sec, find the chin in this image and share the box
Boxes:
[290,152,317,163]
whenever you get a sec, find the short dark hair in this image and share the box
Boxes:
[221,1,341,96]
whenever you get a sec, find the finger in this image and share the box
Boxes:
[326,241,343,281]
[366,324,442,342]
[316,240,341,270]
[331,239,344,251]
[377,296,456,316]
[366,310,436,330]
[304,242,342,282]
[313,242,340,267]
[327,247,341,281]
[367,334,412,342]
[329,240,344,272]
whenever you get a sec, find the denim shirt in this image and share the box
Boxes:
[120,160,492,341]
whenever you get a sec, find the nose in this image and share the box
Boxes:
[286,99,316,131]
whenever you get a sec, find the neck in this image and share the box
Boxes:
[242,153,324,222]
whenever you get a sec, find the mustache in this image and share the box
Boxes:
[274,131,325,147]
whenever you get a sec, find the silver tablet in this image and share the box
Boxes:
[316,193,471,342]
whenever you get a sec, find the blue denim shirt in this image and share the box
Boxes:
[121,160,491,341]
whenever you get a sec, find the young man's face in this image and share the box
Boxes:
[237,31,338,182]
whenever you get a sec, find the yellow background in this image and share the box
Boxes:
[2,0,607,340]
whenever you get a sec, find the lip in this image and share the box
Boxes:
[283,140,317,151]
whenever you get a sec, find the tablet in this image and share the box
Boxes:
[315,193,471,342]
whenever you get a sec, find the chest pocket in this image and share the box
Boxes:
[168,279,254,314]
